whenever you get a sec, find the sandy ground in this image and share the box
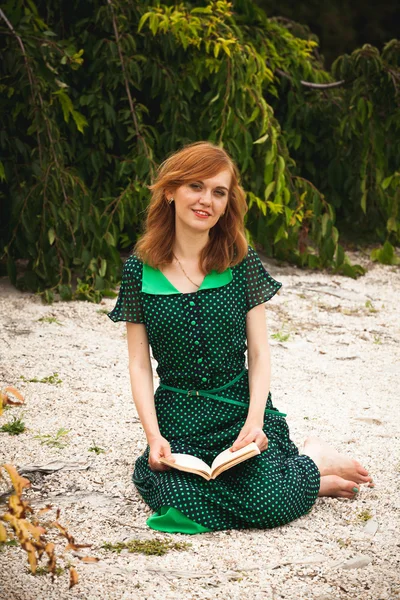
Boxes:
[0,249,399,600]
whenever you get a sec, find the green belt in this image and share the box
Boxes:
[159,368,287,417]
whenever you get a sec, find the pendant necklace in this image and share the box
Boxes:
[172,253,201,288]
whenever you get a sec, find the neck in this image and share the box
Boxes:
[173,222,209,262]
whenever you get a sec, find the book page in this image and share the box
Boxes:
[210,442,260,474]
[160,453,211,476]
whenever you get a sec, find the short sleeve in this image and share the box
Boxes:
[245,246,282,311]
[107,255,145,323]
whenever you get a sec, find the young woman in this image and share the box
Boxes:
[108,141,372,534]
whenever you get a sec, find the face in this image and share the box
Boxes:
[168,169,231,232]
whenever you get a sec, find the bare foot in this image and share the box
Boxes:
[319,475,360,498]
[303,436,373,485]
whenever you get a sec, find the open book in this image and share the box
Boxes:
[159,442,260,481]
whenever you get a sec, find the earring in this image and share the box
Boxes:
[168,197,174,204]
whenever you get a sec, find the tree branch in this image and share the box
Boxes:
[276,68,345,89]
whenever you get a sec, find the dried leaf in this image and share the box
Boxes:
[354,417,383,425]
[77,556,99,563]
[69,566,79,589]
[363,518,379,536]
[3,465,31,495]
[25,540,38,574]
[38,505,53,515]
[3,386,25,404]
[341,555,372,570]
[65,542,92,552]
[45,542,56,575]
[0,522,7,542]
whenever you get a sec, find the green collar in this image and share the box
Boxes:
[142,263,233,295]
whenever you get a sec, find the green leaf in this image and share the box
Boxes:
[264,181,275,201]
[360,190,367,214]
[71,110,88,133]
[104,232,116,247]
[48,228,55,246]
[58,284,72,301]
[0,161,6,182]
[99,259,107,277]
[381,176,393,190]
[138,13,152,33]
[254,132,269,145]
[321,213,330,237]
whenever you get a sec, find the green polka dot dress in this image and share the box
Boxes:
[108,246,320,532]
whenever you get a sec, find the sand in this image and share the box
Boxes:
[0,249,399,600]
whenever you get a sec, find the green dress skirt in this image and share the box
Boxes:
[108,246,320,533]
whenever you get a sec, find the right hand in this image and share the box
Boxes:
[148,436,175,472]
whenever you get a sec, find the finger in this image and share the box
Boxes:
[161,446,175,462]
[231,432,254,452]
[149,458,171,472]
[255,435,268,451]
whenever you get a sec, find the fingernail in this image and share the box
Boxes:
[352,487,359,493]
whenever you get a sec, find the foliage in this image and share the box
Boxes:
[0,463,95,587]
[88,442,106,454]
[0,416,26,435]
[34,428,70,448]
[254,0,399,67]
[20,373,62,385]
[0,0,399,300]
[101,538,191,556]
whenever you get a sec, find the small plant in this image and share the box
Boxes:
[20,373,62,385]
[101,539,191,556]
[88,442,106,455]
[96,308,109,315]
[356,509,373,522]
[0,539,19,551]
[0,416,26,436]
[35,428,71,448]
[271,330,290,342]
[373,336,382,344]
[365,300,378,313]
[33,565,65,576]
[341,307,362,316]
[337,538,352,548]
[37,316,63,325]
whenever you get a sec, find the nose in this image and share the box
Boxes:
[199,189,212,205]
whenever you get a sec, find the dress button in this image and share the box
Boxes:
[194,340,200,345]
[189,301,195,307]
[201,377,207,383]
[190,320,196,326]
[197,358,203,364]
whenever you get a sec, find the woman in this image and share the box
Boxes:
[108,141,372,534]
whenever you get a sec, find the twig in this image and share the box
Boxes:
[276,67,346,89]
[106,0,155,179]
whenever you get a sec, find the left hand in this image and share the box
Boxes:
[231,423,268,453]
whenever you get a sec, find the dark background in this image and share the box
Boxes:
[254,0,400,66]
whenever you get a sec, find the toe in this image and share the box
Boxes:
[354,461,369,476]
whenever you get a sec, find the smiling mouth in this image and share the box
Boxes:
[192,209,211,217]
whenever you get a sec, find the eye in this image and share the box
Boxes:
[189,183,201,190]
[215,190,226,197]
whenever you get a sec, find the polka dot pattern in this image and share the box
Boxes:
[108,246,320,531]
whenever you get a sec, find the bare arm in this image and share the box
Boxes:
[126,322,173,470]
[231,303,270,451]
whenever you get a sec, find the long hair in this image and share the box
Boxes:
[134,141,248,273]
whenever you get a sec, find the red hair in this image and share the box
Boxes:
[135,141,248,273]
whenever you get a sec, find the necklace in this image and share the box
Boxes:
[172,253,202,288]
